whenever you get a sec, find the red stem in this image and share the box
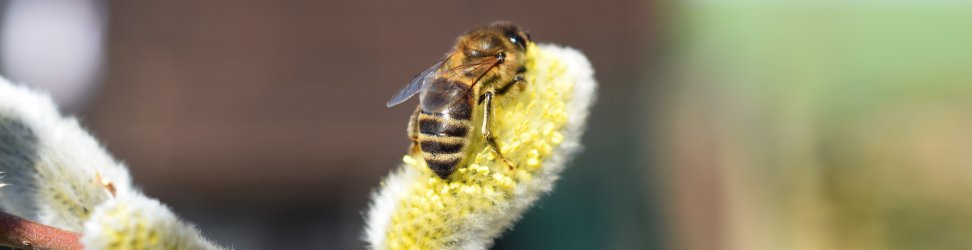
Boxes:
[0,211,82,250]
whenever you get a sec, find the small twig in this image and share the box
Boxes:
[0,211,82,250]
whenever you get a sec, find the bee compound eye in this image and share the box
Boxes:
[506,31,527,50]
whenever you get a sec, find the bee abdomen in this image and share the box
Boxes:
[418,117,469,137]
[420,140,465,154]
[424,152,463,179]
[419,121,469,179]
[417,110,472,178]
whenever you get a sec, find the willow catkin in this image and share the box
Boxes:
[364,43,597,250]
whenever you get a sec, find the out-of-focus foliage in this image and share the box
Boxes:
[661,2,972,250]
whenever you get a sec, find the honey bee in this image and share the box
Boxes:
[386,22,531,179]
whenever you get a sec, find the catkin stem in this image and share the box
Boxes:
[0,211,82,250]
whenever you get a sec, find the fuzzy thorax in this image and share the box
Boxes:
[364,43,596,249]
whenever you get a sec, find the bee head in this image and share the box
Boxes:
[459,22,531,59]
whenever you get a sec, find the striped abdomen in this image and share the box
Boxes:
[417,99,473,179]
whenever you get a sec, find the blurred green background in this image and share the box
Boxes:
[657,2,972,250]
[2,0,972,249]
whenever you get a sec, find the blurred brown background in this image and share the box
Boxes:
[59,1,657,249]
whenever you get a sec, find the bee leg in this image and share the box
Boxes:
[495,67,526,95]
[496,74,525,95]
[407,106,422,155]
[481,91,515,170]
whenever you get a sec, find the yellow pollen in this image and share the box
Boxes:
[384,42,576,249]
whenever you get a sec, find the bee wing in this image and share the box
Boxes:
[386,59,445,108]
[418,78,470,113]
[419,56,502,113]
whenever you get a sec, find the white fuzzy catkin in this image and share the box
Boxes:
[0,78,224,250]
[363,43,597,249]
